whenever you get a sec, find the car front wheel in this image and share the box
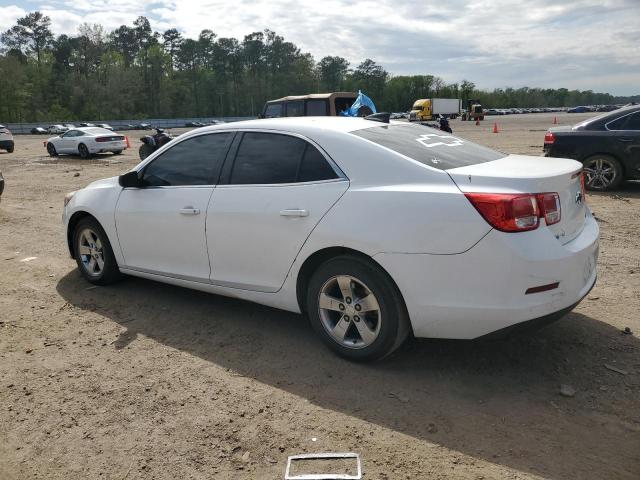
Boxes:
[73,217,122,285]
[47,143,58,156]
[583,154,623,191]
[306,256,410,361]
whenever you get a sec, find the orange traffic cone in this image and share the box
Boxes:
[492,122,499,133]
[552,116,557,124]
[475,118,480,126]
[125,136,131,149]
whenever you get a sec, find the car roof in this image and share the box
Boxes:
[267,92,356,102]
[194,116,398,135]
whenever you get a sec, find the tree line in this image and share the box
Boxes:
[0,12,637,123]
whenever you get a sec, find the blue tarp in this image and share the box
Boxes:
[339,90,376,117]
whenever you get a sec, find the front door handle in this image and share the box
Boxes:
[280,209,309,217]
[618,137,633,142]
[179,207,200,215]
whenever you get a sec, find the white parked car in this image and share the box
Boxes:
[62,118,599,361]
[47,124,68,134]
[46,127,127,158]
[0,125,14,153]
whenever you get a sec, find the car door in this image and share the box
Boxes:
[115,132,234,281]
[57,130,81,153]
[606,111,640,171]
[206,131,349,292]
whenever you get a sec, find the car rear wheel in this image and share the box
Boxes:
[78,143,90,159]
[7,145,14,153]
[583,154,623,191]
[306,255,410,362]
[73,217,122,285]
[113,150,123,155]
[47,143,58,156]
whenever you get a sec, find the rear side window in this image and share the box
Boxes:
[352,124,503,170]
[286,101,304,117]
[230,132,339,184]
[608,112,640,131]
[143,132,234,186]
[264,103,283,118]
[306,100,328,116]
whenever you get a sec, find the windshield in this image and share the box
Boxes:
[412,104,423,110]
[352,123,504,170]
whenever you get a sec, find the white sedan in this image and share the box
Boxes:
[46,127,127,158]
[62,117,599,361]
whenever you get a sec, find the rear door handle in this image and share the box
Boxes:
[618,137,633,142]
[179,207,200,215]
[280,209,309,217]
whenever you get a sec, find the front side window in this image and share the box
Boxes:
[264,103,283,118]
[143,132,234,186]
[286,101,304,117]
[229,132,339,184]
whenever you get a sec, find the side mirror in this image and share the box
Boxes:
[119,171,142,188]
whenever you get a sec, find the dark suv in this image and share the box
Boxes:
[544,105,640,190]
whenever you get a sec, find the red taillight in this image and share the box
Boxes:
[95,136,124,143]
[537,192,561,225]
[544,131,555,144]
[465,193,539,232]
[465,192,562,232]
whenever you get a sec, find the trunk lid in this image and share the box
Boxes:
[447,155,586,244]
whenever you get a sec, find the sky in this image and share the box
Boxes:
[1,0,639,95]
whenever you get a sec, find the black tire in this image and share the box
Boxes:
[7,146,14,153]
[582,154,624,191]
[113,150,123,155]
[306,255,411,362]
[47,142,58,157]
[73,217,122,285]
[78,143,91,159]
[139,143,154,160]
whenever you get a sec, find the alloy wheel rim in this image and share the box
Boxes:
[583,158,616,189]
[78,228,104,277]
[318,275,381,349]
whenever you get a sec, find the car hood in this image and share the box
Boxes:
[85,176,119,190]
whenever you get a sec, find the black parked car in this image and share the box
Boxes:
[544,105,640,191]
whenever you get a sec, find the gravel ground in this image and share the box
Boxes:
[0,112,638,479]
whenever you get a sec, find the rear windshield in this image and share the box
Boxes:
[352,123,504,170]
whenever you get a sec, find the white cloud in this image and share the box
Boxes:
[1,0,639,94]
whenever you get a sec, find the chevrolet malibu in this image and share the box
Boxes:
[46,127,127,158]
[62,117,599,361]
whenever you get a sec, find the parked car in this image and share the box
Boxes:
[544,104,640,190]
[133,123,152,130]
[79,123,96,127]
[62,117,598,361]
[31,127,47,134]
[261,92,359,118]
[185,121,204,127]
[65,124,76,129]
[46,127,127,159]
[97,123,114,131]
[0,125,14,153]
[567,106,589,113]
[47,124,68,134]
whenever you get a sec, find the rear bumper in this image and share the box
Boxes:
[374,210,599,339]
[88,141,126,154]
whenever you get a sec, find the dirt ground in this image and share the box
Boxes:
[0,112,638,480]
